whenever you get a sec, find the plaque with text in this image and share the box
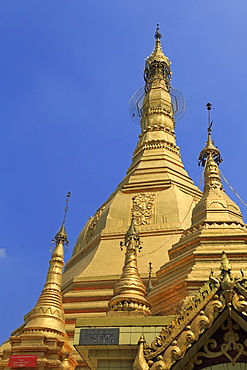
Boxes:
[79,328,119,345]
[8,355,37,368]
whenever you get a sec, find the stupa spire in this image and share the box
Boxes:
[108,200,151,316]
[144,24,171,92]
[23,192,71,335]
[137,24,175,144]
[198,103,223,192]
[192,105,242,225]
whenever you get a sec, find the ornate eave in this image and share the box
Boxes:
[134,254,247,370]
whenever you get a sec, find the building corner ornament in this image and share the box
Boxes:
[133,252,247,370]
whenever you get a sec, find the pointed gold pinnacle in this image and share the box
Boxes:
[23,193,71,336]
[198,103,223,167]
[108,207,151,315]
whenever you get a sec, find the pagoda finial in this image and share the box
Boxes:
[51,191,71,252]
[120,197,142,252]
[192,106,243,225]
[136,25,176,142]
[197,104,224,191]
[63,191,71,225]
[198,103,223,167]
[155,23,162,40]
[108,199,151,315]
[23,193,71,336]
[144,25,171,92]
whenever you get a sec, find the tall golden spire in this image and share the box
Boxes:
[23,193,71,335]
[137,24,176,152]
[192,104,242,225]
[108,204,151,316]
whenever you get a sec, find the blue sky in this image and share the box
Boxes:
[1,0,247,343]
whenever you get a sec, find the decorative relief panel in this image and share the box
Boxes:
[133,193,155,226]
[85,206,105,243]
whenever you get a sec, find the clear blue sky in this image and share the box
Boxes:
[1,0,247,344]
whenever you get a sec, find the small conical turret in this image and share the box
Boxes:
[192,104,243,225]
[198,104,223,192]
[108,205,151,315]
[199,134,223,193]
[23,193,71,335]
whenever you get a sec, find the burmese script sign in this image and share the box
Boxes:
[80,328,119,345]
[8,355,37,368]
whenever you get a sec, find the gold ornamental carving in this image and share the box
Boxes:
[133,253,247,370]
[85,206,105,243]
[133,193,155,226]
[138,281,222,367]
[184,317,247,370]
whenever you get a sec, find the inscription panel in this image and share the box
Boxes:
[79,328,119,345]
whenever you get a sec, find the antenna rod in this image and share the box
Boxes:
[63,192,71,225]
[206,102,213,133]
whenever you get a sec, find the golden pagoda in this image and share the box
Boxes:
[64,28,247,368]
[2,25,247,370]
[62,26,201,356]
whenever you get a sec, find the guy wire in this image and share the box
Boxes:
[220,170,247,207]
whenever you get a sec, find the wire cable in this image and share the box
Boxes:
[220,170,247,207]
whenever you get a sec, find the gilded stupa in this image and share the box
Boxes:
[2,26,247,370]
[62,27,201,346]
